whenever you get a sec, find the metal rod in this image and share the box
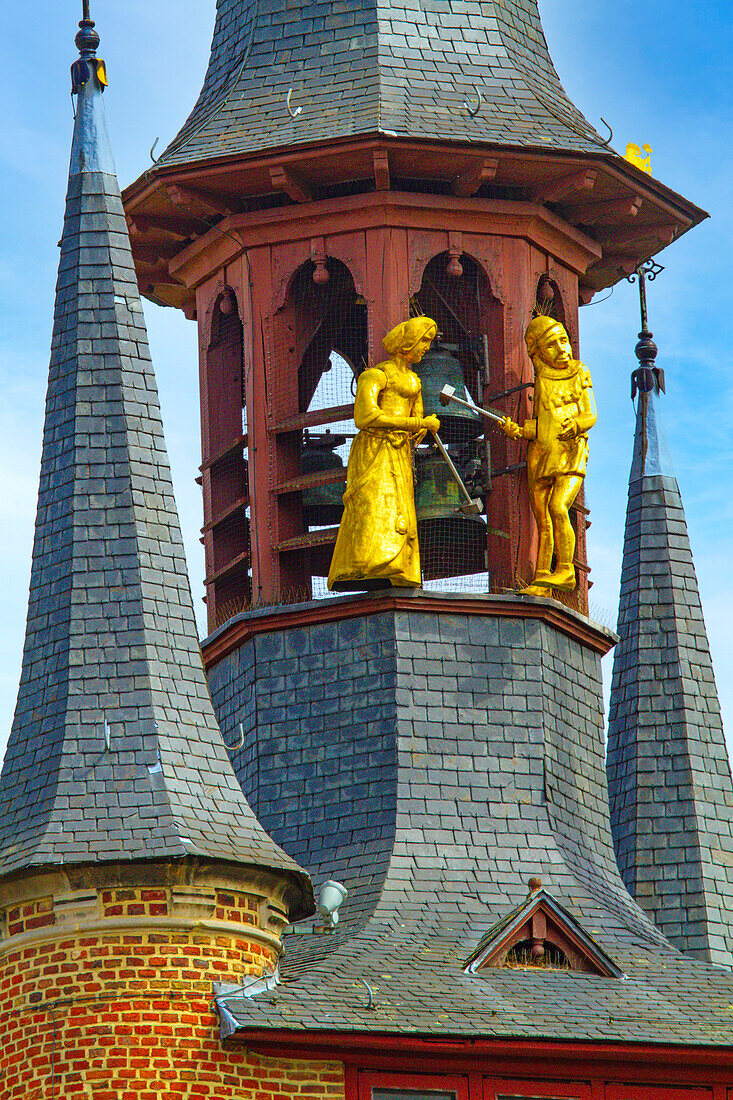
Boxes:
[82,0,91,21]
[440,384,505,424]
[429,431,481,514]
[637,266,649,334]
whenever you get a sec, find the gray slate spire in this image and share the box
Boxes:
[0,14,311,911]
[607,368,733,967]
[155,0,609,169]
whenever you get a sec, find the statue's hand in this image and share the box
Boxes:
[422,415,440,433]
[501,417,523,440]
[558,416,577,440]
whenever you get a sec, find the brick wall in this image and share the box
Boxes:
[0,876,344,1099]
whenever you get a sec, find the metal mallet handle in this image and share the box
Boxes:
[439,384,506,425]
[429,431,482,515]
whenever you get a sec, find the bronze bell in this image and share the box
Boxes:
[418,342,482,444]
[301,430,347,528]
[416,446,462,520]
[416,442,487,579]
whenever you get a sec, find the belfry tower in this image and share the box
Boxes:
[119,4,733,1087]
[0,10,312,1097]
[4,1,733,1097]
[124,0,704,625]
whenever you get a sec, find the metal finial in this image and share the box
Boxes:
[76,0,100,55]
[628,260,665,399]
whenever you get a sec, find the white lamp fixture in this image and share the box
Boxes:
[318,880,348,929]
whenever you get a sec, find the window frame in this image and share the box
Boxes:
[483,1079,592,1100]
[358,1070,470,1100]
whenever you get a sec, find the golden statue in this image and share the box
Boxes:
[624,142,653,174]
[500,316,596,595]
[327,317,439,591]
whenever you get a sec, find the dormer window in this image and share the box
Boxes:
[464,879,624,978]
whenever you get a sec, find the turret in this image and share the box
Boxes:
[607,267,733,966]
[0,8,312,1095]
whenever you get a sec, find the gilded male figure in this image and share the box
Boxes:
[501,315,597,595]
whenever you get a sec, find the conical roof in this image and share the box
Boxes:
[608,368,733,967]
[0,13,311,915]
[155,0,609,169]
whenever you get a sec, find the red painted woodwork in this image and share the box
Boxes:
[358,1070,470,1099]
[149,150,631,616]
[230,1030,733,1091]
[123,136,704,312]
[483,1079,591,1100]
[198,282,250,627]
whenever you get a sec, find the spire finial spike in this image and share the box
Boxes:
[76,0,99,56]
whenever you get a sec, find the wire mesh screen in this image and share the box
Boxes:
[266,252,525,601]
[203,259,591,619]
[411,252,499,595]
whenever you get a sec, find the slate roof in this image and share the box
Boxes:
[155,0,610,169]
[0,22,311,913]
[211,605,733,1044]
[607,370,733,967]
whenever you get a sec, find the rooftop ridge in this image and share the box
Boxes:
[0,18,311,915]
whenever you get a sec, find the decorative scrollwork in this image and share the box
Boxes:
[627,258,664,284]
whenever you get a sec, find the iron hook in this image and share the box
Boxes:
[225,723,245,754]
[463,88,482,117]
[598,117,614,148]
[286,89,302,120]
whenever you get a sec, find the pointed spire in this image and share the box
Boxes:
[607,272,733,966]
[0,9,311,915]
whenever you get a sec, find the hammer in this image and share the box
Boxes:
[439,384,506,426]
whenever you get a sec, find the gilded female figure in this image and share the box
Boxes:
[327,317,439,590]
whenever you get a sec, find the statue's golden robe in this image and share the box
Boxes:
[327,365,423,590]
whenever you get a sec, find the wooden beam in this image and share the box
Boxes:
[269,164,313,204]
[530,168,596,204]
[373,150,390,191]
[601,254,641,277]
[602,223,677,250]
[453,157,499,197]
[164,183,235,219]
[271,403,354,433]
[135,260,185,287]
[131,245,179,266]
[573,195,643,225]
[128,213,196,241]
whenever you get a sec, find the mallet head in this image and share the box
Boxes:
[439,384,456,407]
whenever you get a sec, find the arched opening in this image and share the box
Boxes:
[202,288,251,628]
[410,252,503,588]
[534,275,566,325]
[269,258,368,599]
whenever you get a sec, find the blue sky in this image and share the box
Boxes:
[0,1,731,755]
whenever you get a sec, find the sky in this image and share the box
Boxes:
[0,1,732,757]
